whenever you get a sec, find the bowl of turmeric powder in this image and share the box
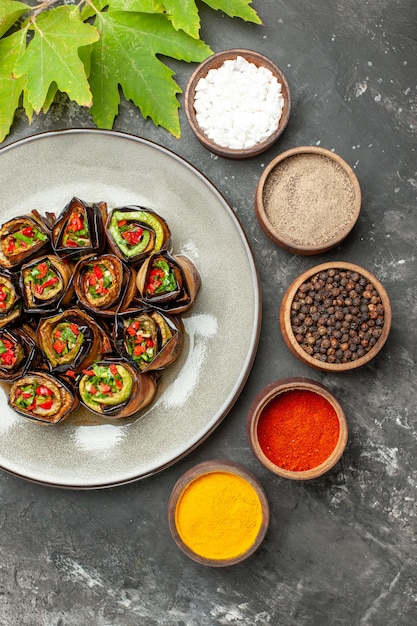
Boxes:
[246,377,348,480]
[168,460,269,566]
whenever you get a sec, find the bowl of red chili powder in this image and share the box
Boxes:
[247,378,348,480]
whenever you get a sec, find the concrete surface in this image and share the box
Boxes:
[0,1,416,624]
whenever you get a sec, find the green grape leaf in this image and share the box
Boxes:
[107,0,163,12]
[158,0,201,39]
[22,85,33,122]
[14,5,99,113]
[40,82,59,115]
[89,11,212,137]
[40,43,93,115]
[0,0,262,144]
[202,0,262,24]
[0,28,27,141]
[81,0,116,21]
[156,0,261,37]
[0,0,28,38]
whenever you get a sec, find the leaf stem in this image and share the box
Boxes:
[31,0,63,19]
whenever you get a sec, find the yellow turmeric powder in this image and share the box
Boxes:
[175,470,264,561]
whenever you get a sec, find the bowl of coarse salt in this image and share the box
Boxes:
[184,49,291,159]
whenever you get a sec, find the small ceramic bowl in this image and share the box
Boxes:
[255,146,361,254]
[247,377,348,480]
[184,49,291,159]
[280,261,392,372]
[168,460,269,566]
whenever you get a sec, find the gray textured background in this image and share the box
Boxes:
[1,1,416,624]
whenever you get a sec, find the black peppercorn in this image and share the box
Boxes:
[289,267,385,364]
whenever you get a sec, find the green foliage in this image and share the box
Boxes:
[0,0,261,143]
[0,0,27,37]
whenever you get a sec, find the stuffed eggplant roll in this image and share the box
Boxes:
[38,307,112,374]
[0,270,22,328]
[0,325,40,383]
[0,214,49,269]
[106,206,171,265]
[77,360,158,418]
[73,253,136,317]
[136,251,201,314]
[20,255,74,314]
[8,370,79,424]
[51,197,107,261]
[115,308,184,372]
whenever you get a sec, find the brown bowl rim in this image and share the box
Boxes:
[246,377,348,480]
[279,261,392,371]
[184,48,291,159]
[255,146,362,254]
[167,459,270,566]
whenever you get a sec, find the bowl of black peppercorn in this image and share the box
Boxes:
[280,262,392,372]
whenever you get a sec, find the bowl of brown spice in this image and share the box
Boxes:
[255,146,361,254]
[280,262,392,372]
[247,377,348,480]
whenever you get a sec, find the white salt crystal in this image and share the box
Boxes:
[195,77,208,92]
[193,55,285,150]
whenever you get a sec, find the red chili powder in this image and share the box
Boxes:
[257,389,340,471]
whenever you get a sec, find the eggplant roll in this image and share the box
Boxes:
[106,206,171,264]
[77,360,158,418]
[0,325,40,383]
[73,253,136,316]
[0,270,22,328]
[0,214,50,270]
[51,197,107,260]
[136,251,201,314]
[38,307,112,374]
[8,370,79,424]
[115,308,184,372]
[20,255,74,314]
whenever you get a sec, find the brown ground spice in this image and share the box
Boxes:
[262,153,357,246]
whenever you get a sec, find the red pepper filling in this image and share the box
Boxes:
[14,382,54,412]
[0,337,17,367]
[0,284,11,310]
[126,319,155,364]
[81,363,125,401]
[63,210,90,247]
[144,259,177,295]
[86,263,113,298]
[146,268,165,293]
[52,323,81,356]
[27,260,60,295]
[118,220,144,247]
[5,224,48,256]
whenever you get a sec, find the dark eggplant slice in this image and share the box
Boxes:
[37,307,112,374]
[0,269,22,328]
[105,206,171,265]
[115,307,184,372]
[0,213,50,270]
[51,197,107,261]
[8,370,79,424]
[20,254,74,314]
[73,253,136,317]
[0,325,40,383]
[136,251,201,314]
[77,360,158,418]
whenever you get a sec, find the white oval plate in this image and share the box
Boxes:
[0,130,261,489]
